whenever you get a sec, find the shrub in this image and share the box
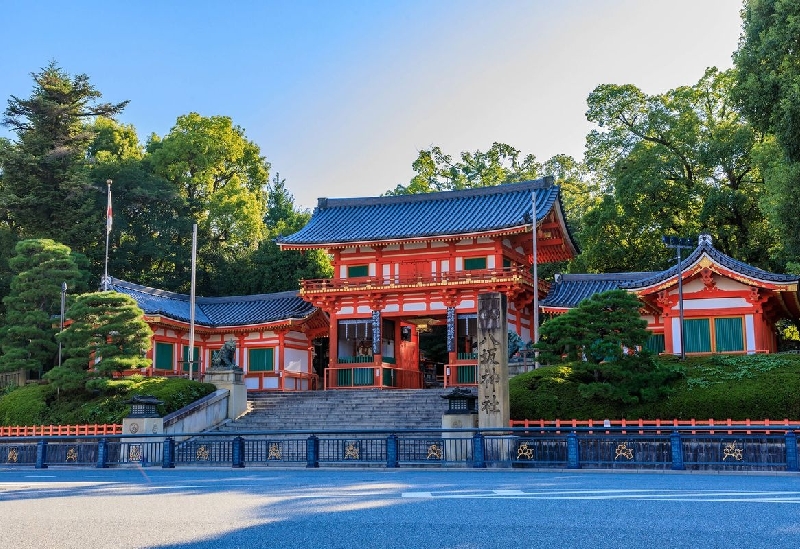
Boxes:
[0,384,53,425]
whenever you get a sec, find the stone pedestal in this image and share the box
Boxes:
[204,368,247,420]
[121,395,164,465]
[442,412,478,462]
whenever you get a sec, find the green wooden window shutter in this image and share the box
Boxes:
[348,265,369,278]
[154,342,174,370]
[248,348,274,372]
[714,317,744,352]
[464,257,487,270]
[645,333,665,354]
[182,346,200,372]
[683,319,711,353]
[353,367,374,386]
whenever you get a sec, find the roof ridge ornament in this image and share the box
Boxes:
[698,234,713,247]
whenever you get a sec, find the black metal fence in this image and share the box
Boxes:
[0,426,798,471]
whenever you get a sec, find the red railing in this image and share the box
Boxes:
[444,363,478,388]
[0,424,123,437]
[301,266,536,294]
[509,418,800,435]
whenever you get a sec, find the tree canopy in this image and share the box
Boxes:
[0,239,87,376]
[50,291,153,391]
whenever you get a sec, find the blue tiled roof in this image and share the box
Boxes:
[625,236,799,289]
[109,279,317,328]
[543,235,799,309]
[541,273,655,308]
[277,177,573,246]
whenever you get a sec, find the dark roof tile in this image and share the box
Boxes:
[277,177,571,246]
[109,279,316,328]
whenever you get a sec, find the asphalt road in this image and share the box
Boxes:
[1,467,799,549]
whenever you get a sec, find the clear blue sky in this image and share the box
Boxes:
[1,1,743,210]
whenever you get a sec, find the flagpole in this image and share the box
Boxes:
[103,179,112,291]
[532,190,539,346]
[188,223,197,381]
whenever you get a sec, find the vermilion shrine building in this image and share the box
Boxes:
[276,177,577,389]
[109,281,329,391]
[111,178,800,391]
[542,234,800,355]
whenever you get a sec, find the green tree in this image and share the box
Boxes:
[212,174,332,295]
[49,291,153,390]
[86,120,190,290]
[0,62,128,250]
[581,68,774,272]
[733,0,800,162]
[733,0,800,266]
[0,239,87,376]
[386,142,542,195]
[147,113,270,294]
[535,290,679,406]
[536,289,649,365]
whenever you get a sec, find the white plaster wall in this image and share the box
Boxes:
[671,317,681,355]
[284,348,306,372]
[678,297,750,310]
[745,314,756,354]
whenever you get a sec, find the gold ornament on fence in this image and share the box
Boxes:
[196,445,210,461]
[427,443,443,460]
[517,443,534,460]
[268,443,282,460]
[7,447,18,463]
[614,442,634,460]
[722,442,743,461]
[344,442,360,460]
[66,447,78,462]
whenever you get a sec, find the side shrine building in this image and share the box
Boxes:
[109,280,329,391]
[541,234,800,355]
[276,177,577,389]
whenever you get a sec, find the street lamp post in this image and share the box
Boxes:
[662,236,694,359]
[58,282,67,367]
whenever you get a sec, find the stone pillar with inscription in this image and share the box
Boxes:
[476,292,509,429]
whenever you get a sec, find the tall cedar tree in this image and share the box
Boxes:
[1,62,128,250]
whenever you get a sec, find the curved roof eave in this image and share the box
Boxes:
[109,278,318,328]
[277,177,577,249]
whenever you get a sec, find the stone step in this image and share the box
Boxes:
[208,388,471,433]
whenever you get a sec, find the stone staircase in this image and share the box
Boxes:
[215,388,458,432]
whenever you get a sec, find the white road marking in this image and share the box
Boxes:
[401,488,800,503]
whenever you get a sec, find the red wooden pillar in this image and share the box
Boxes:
[328,318,339,389]
[278,330,286,390]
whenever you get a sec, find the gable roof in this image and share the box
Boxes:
[277,176,577,251]
[625,235,799,292]
[109,278,318,328]
[542,235,800,310]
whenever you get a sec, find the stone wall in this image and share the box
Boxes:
[163,389,230,441]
